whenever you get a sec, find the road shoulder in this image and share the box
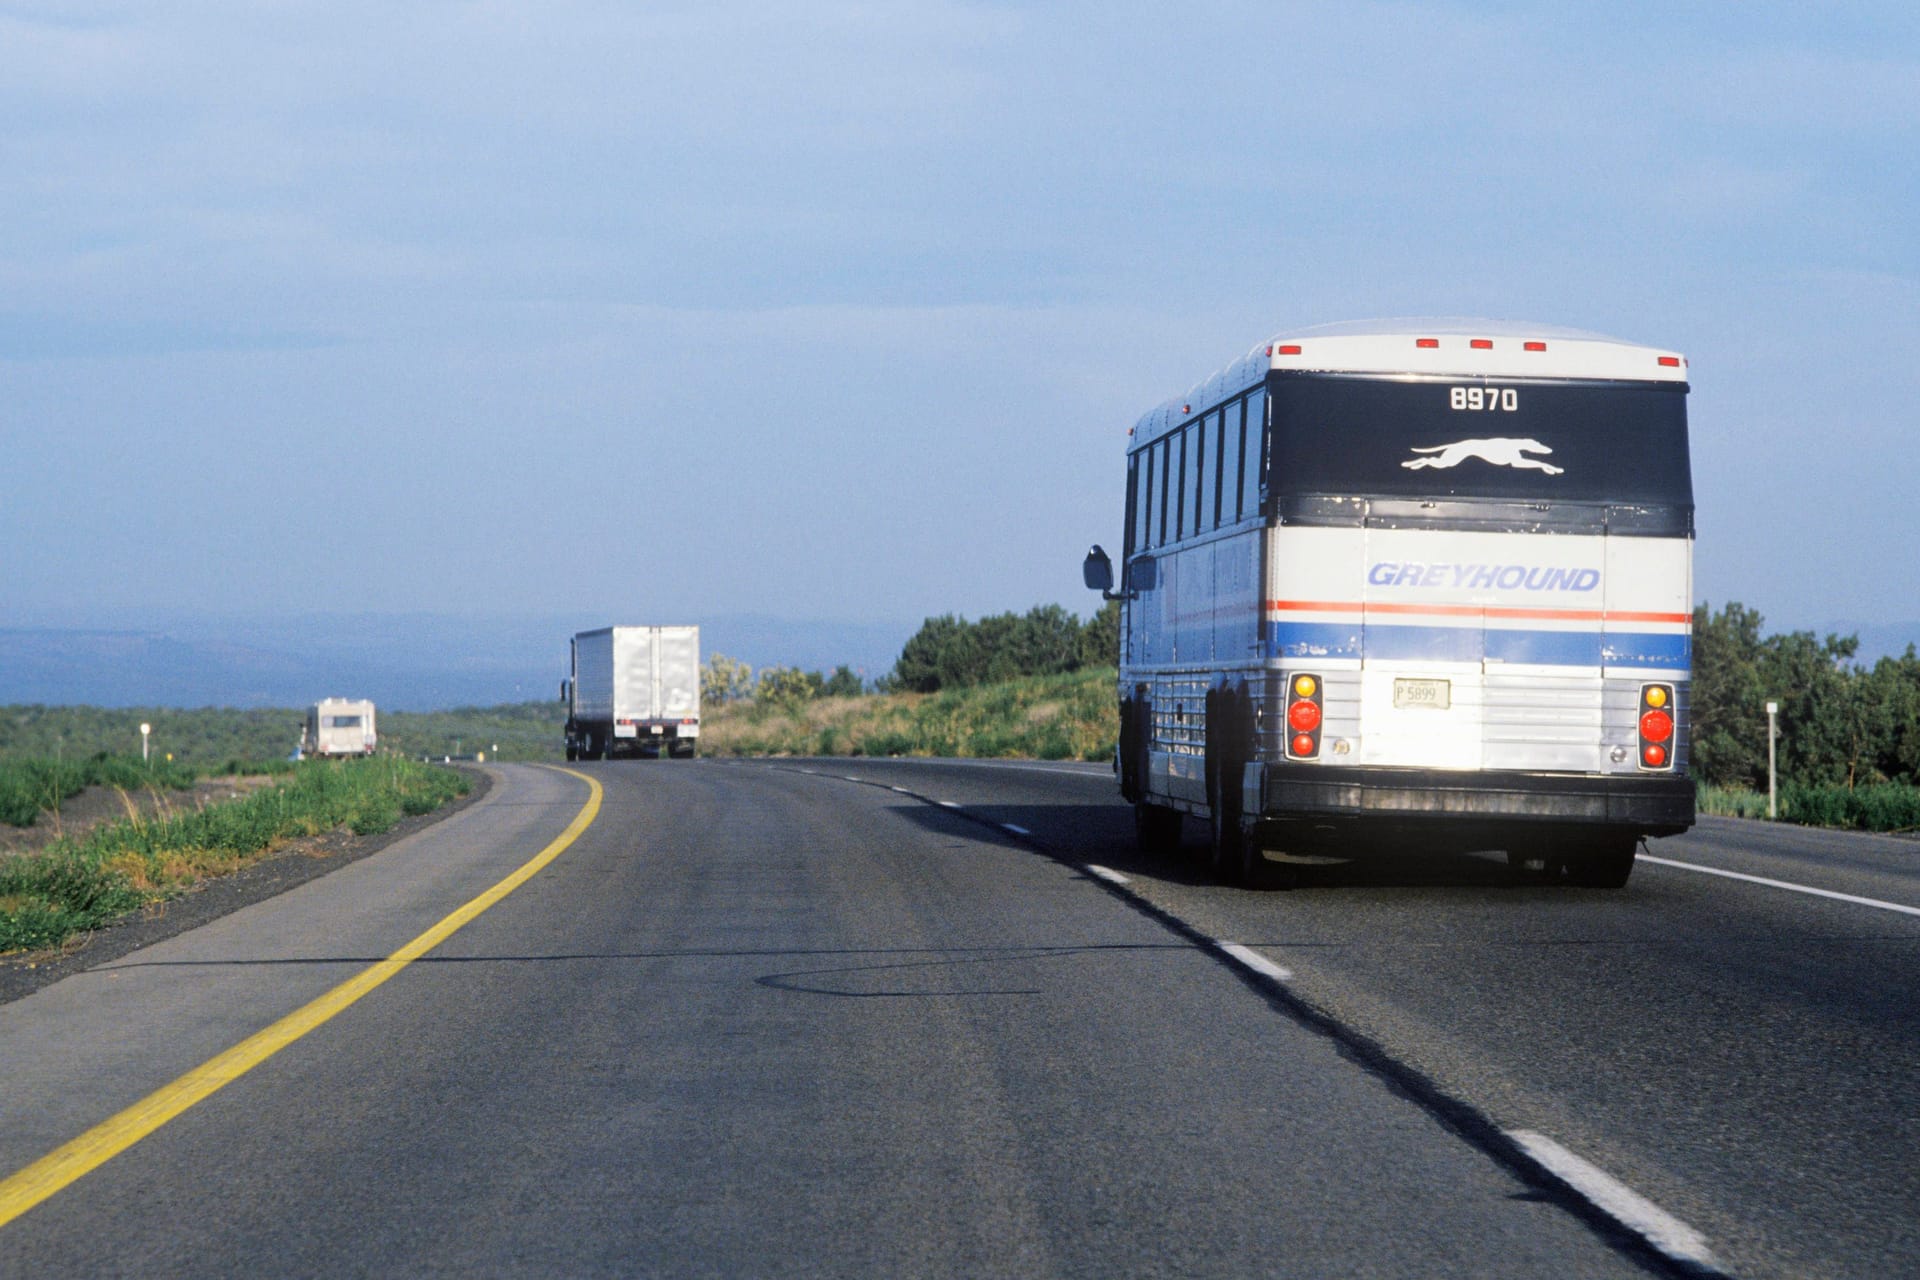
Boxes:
[0,765,493,1007]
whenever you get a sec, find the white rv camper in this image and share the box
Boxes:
[303,698,378,758]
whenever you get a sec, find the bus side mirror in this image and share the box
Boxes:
[1083,545,1117,597]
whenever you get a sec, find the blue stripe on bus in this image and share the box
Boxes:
[1601,631,1691,668]
[1266,621,1365,660]
[1266,623,1689,669]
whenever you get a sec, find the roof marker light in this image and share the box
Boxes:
[1416,338,1439,349]
[1277,343,1302,355]
[1658,356,1681,367]
[1524,341,1547,352]
[1470,339,1492,350]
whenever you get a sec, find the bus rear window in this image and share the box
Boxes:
[1267,375,1691,506]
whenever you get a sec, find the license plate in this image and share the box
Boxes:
[1393,678,1451,710]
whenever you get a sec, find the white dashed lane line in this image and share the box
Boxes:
[794,761,1729,1275]
[1506,1130,1719,1270]
[1216,942,1293,983]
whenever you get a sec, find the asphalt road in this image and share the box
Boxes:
[1,759,1914,1277]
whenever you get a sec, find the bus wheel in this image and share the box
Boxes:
[1208,783,1248,885]
[1209,776,1278,887]
[1211,813,1269,887]
[1135,803,1181,856]
[1572,836,1638,888]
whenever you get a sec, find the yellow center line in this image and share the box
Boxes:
[0,767,604,1231]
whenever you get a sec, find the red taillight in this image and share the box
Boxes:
[1658,355,1682,367]
[1286,673,1323,759]
[1637,684,1677,771]
[1277,343,1302,355]
[1416,338,1439,349]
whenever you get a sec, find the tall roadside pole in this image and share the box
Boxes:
[1765,701,1779,820]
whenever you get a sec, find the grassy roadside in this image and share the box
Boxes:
[1698,781,1920,833]
[700,666,1118,762]
[0,754,291,828]
[0,757,469,955]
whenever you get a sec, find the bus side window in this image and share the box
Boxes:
[1133,451,1153,552]
[1124,456,1139,556]
[1174,427,1189,541]
[1222,400,1243,523]
[1241,389,1265,517]
[1157,438,1172,545]
[1190,416,1205,537]
[1211,407,1228,528]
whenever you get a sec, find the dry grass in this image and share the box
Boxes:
[700,668,1118,762]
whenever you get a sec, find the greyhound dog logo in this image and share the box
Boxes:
[1401,438,1564,475]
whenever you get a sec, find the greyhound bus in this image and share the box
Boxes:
[1081,320,1694,887]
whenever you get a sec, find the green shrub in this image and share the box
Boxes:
[1780,782,1920,832]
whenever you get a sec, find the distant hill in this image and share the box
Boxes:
[0,612,913,711]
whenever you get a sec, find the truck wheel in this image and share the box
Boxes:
[565,745,578,762]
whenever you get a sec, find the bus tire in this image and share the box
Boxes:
[1207,763,1247,884]
[1135,802,1181,856]
[1573,836,1637,888]
[1206,685,1266,886]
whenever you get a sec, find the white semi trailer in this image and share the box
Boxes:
[302,698,377,758]
[563,625,701,760]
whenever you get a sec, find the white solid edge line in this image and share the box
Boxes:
[1001,823,1031,836]
[891,786,912,794]
[1218,942,1293,983]
[1085,864,1129,885]
[1641,854,1920,918]
[1506,1130,1716,1267]
[891,760,1107,775]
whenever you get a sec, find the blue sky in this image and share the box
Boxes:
[3,1,1916,640]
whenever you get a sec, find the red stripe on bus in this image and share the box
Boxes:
[1265,599,1691,625]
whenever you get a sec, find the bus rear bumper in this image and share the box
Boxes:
[1256,763,1694,835]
